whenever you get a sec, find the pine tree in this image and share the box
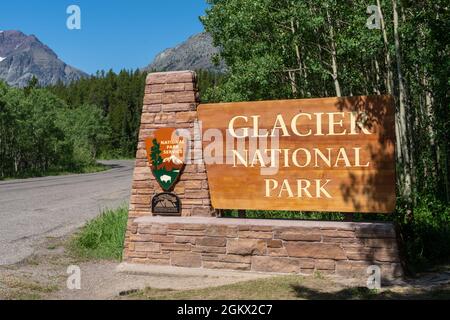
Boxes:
[150,139,163,169]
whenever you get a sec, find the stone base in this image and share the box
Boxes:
[123,217,403,280]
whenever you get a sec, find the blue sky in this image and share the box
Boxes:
[0,1,208,74]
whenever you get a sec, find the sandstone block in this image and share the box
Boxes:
[196,237,226,247]
[227,239,266,256]
[150,235,175,243]
[138,224,167,235]
[176,111,198,123]
[267,247,288,257]
[192,246,226,254]
[275,231,321,242]
[134,242,160,253]
[162,103,196,112]
[206,225,238,237]
[175,236,197,244]
[203,261,250,271]
[238,231,273,239]
[320,229,355,238]
[267,240,283,248]
[315,259,336,270]
[164,83,186,92]
[285,242,346,260]
[127,251,148,258]
[336,261,373,278]
[143,93,162,104]
[192,207,214,217]
[161,243,191,251]
[167,223,206,231]
[167,229,206,236]
[184,180,203,189]
[252,256,300,273]
[171,252,202,268]
[141,114,155,124]
[299,258,315,270]
[218,254,252,264]
[166,72,195,84]
[142,105,162,113]
[146,73,167,84]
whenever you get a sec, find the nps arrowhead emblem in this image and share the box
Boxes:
[145,128,187,192]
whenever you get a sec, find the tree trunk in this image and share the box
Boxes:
[422,72,437,182]
[326,8,341,97]
[378,0,407,176]
[392,0,412,199]
[377,0,394,94]
[288,71,297,96]
[373,58,381,94]
[290,16,305,97]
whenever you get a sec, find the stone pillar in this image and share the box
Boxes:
[126,71,215,242]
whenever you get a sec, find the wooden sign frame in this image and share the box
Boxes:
[198,95,396,213]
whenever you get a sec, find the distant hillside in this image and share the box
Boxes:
[0,30,87,87]
[144,32,226,73]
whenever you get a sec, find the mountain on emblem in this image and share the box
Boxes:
[163,155,183,165]
[145,128,187,191]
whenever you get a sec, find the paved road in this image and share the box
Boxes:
[0,160,134,265]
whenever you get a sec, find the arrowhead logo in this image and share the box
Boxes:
[145,128,187,191]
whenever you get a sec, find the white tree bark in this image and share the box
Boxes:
[326,8,341,97]
[392,0,412,198]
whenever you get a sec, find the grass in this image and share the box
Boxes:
[0,276,59,300]
[68,206,128,261]
[127,275,450,300]
[132,276,308,300]
[3,278,58,293]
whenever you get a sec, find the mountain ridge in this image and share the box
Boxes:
[0,30,87,87]
[144,32,226,73]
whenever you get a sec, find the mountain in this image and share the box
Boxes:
[0,30,87,87]
[160,154,184,171]
[163,155,183,165]
[144,32,226,73]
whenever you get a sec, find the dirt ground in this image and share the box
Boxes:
[0,236,273,300]
[0,236,449,300]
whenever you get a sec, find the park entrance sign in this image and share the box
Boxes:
[198,96,396,213]
[122,71,403,280]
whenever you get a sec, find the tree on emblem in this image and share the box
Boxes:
[150,138,163,169]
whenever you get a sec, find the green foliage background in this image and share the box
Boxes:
[48,70,147,159]
[0,80,109,178]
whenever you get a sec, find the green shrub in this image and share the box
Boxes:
[397,196,450,270]
[69,206,128,261]
[223,209,344,221]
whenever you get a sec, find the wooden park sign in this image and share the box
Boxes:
[198,95,396,213]
[122,72,403,280]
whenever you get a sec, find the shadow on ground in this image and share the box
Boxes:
[291,285,450,300]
